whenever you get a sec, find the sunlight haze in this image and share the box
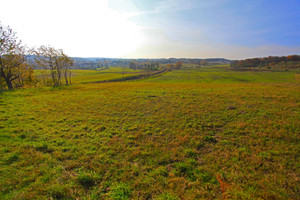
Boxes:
[1,0,300,59]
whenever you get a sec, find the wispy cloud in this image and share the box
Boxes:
[155,0,194,12]
[112,0,195,19]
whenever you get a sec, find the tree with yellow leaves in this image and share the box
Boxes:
[33,45,73,86]
[0,23,34,89]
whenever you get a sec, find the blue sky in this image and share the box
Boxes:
[108,0,300,58]
[1,0,300,59]
[111,0,300,46]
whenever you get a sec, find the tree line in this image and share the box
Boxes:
[129,61,161,71]
[166,61,182,71]
[0,22,73,90]
[128,61,183,71]
[231,55,300,69]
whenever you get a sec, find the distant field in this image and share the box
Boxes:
[144,67,299,83]
[34,65,299,85]
[98,67,143,73]
[71,70,142,84]
[1,78,299,199]
[35,68,147,84]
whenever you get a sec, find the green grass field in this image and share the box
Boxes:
[144,67,298,83]
[71,70,142,84]
[1,67,299,199]
[98,67,143,73]
[35,68,146,84]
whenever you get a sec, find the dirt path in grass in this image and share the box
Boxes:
[90,67,168,83]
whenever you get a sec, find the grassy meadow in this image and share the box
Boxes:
[71,70,141,84]
[1,66,300,199]
[144,67,298,83]
[35,68,146,85]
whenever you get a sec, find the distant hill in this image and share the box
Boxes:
[71,57,232,69]
[25,55,232,69]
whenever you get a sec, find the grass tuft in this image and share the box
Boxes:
[77,172,98,189]
[6,153,20,164]
[109,183,132,200]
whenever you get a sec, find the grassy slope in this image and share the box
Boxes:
[71,70,136,84]
[35,68,146,84]
[98,67,143,73]
[144,67,297,83]
[1,67,300,199]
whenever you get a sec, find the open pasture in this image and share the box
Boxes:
[144,67,299,83]
[71,70,143,84]
[34,68,146,85]
[1,75,299,199]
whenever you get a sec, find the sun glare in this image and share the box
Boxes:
[0,0,145,57]
[89,9,145,57]
[67,0,145,57]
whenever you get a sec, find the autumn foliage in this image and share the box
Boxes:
[0,23,35,89]
[231,55,300,69]
[33,46,73,86]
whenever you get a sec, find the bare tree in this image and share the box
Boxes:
[33,46,73,86]
[0,23,31,89]
[33,46,60,85]
[57,51,73,85]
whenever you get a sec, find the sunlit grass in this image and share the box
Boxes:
[144,67,298,83]
[34,68,147,84]
[99,67,143,73]
[71,71,136,84]
[1,66,299,199]
[1,80,299,199]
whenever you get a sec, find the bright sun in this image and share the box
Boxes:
[0,0,145,57]
[66,0,145,57]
